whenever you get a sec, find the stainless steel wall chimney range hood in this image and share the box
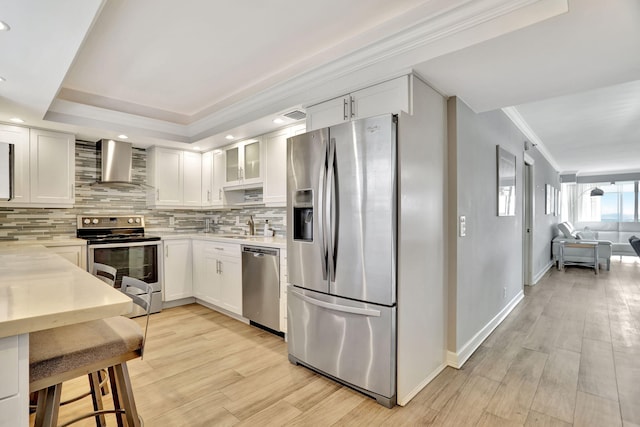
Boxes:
[97,139,133,184]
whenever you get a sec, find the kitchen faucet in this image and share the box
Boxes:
[247,215,255,235]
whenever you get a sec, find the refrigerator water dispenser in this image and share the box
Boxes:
[293,189,313,242]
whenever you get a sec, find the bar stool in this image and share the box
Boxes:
[92,263,117,287]
[30,276,153,427]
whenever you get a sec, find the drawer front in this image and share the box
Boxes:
[203,241,240,257]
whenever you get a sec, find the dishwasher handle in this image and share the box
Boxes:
[242,246,279,257]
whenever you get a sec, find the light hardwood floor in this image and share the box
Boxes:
[38,258,640,426]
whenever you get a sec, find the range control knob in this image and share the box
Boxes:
[83,218,90,225]
[92,218,99,225]
[135,218,141,224]
[128,218,134,224]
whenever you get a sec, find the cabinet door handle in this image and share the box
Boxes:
[165,246,169,257]
[157,189,160,201]
[218,260,222,274]
[218,188,222,200]
[350,96,355,118]
[343,98,348,120]
[214,247,224,251]
[207,190,211,201]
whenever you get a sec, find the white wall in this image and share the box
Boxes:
[527,149,561,282]
[447,97,526,364]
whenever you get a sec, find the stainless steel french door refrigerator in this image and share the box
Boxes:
[287,114,397,407]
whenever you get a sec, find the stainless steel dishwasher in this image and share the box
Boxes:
[242,246,280,332]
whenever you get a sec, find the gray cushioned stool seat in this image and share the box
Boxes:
[30,316,143,389]
[29,316,144,427]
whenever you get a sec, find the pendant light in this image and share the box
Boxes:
[590,187,604,197]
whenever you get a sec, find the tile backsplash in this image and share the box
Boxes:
[0,141,285,240]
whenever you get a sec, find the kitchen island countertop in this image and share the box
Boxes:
[0,244,132,339]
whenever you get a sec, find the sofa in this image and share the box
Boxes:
[570,221,640,256]
[552,221,612,270]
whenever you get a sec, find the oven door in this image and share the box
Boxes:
[87,240,163,315]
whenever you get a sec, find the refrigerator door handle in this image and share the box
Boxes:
[326,138,336,283]
[319,139,328,280]
[292,288,381,317]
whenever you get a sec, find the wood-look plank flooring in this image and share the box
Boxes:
[32,257,640,426]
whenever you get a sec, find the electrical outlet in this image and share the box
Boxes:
[503,287,507,299]
[169,216,175,226]
[459,215,466,237]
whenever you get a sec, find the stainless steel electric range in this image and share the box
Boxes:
[77,215,163,315]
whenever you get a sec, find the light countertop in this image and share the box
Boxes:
[0,238,87,247]
[0,245,132,339]
[158,232,287,249]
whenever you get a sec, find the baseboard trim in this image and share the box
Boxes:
[447,290,524,369]
[195,299,249,324]
[397,362,447,406]
[162,297,196,309]
[531,260,554,285]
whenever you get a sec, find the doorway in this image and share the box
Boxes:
[523,155,534,285]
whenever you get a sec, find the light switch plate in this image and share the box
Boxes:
[459,215,466,237]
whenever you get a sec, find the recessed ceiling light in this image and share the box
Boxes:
[273,118,284,124]
[0,77,5,82]
[118,134,129,139]
[0,21,10,31]
[10,117,24,123]
[193,146,201,151]
[225,135,234,140]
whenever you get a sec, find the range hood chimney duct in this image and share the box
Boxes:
[98,139,133,184]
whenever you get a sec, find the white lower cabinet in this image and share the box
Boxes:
[279,249,288,333]
[193,240,242,315]
[163,239,193,301]
[0,334,28,427]
[45,244,86,270]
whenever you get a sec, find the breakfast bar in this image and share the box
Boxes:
[0,245,132,427]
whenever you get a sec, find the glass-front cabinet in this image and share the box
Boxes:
[224,138,262,188]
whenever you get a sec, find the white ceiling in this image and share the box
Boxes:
[1,0,638,176]
[413,0,640,175]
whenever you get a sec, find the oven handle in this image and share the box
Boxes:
[86,241,162,250]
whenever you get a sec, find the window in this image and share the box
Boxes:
[563,181,640,223]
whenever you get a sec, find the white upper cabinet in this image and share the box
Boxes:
[263,124,305,207]
[29,129,75,206]
[305,95,350,131]
[0,125,29,205]
[224,138,263,189]
[306,75,412,131]
[147,147,202,208]
[0,126,75,208]
[183,151,202,207]
[202,150,225,208]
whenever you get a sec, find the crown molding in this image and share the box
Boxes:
[46,0,568,145]
[502,106,561,172]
